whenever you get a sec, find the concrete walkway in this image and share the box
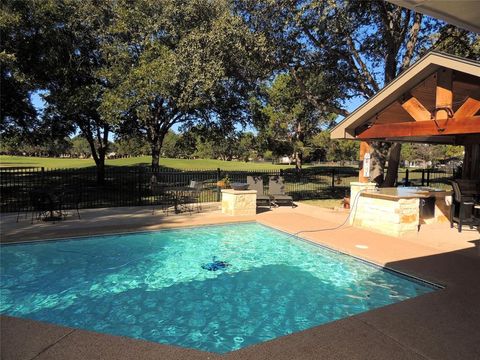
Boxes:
[1,204,479,359]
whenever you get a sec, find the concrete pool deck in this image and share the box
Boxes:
[1,203,480,359]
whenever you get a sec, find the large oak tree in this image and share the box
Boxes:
[236,0,478,185]
[100,0,268,168]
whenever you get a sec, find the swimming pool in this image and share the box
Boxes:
[0,222,437,353]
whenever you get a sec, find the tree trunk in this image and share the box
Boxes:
[295,122,303,170]
[150,128,167,169]
[383,143,401,187]
[295,151,302,170]
[83,127,108,185]
[369,142,389,186]
[151,141,161,169]
[96,159,105,185]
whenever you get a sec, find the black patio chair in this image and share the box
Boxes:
[60,187,82,219]
[151,183,175,215]
[28,190,52,223]
[179,180,204,214]
[450,180,479,232]
[268,176,295,208]
[247,176,271,208]
[16,190,32,223]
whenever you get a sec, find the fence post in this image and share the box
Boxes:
[421,169,425,186]
[216,168,221,202]
[405,169,409,185]
[331,168,335,188]
[41,167,45,187]
[426,168,431,187]
[137,167,143,206]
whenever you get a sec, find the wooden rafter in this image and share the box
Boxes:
[455,97,480,118]
[400,96,432,121]
[435,69,453,120]
[357,116,480,139]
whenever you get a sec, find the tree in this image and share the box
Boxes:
[401,143,465,165]
[100,0,268,168]
[1,1,46,139]
[42,1,116,183]
[310,131,359,163]
[161,131,180,158]
[70,137,92,158]
[251,73,327,169]
[2,1,118,183]
[1,1,77,156]
[237,0,476,185]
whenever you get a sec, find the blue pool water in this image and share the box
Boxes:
[0,223,436,353]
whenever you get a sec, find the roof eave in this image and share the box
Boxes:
[331,52,480,140]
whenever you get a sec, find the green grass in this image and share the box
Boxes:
[0,155,297,170]
[299,199,345,209]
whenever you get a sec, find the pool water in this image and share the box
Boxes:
[0,223,436,353]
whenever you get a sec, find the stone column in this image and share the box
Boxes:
[350,182,377,225]
[221,189,257,216]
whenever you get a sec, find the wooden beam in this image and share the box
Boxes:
[454,134,480,145]
[400,96,432,121]
[357,116,480,139]
[455,97,480,118]
[435,69,453,120]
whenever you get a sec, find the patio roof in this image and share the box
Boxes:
[330,51,480,145]
[388,0,480,33]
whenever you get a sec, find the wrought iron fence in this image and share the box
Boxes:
[0,166,454,213]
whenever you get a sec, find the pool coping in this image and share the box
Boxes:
[2,213,480,359]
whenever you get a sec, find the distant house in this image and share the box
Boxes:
[404,159,431,168]
[278,156,292,164]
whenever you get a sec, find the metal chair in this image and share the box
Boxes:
[151,183,174,215]
[181,180,203,213]
[268,176,294,208]
[247,176,271,208]
[60,187,82,219]
[450,180,479,232]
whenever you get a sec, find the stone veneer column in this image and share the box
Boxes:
[350,182,377,225]
[221,189,257,216]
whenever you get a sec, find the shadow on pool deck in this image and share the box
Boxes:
[1,204,480,359]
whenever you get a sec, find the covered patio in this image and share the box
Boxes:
[331,51,479,237]
[331,51,480,180]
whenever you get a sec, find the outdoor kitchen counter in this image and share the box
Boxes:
[351,187,452,237]
[361,187,452,200]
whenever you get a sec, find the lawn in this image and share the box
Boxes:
[299,199,345,209]
[0,155,298,170]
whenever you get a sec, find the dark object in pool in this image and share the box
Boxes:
[202,257,230,271]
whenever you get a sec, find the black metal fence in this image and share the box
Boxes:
[0,166,455,213]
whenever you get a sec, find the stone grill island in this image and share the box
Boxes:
[351,186,451,237]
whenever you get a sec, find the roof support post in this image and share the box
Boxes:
[462,144,480,180]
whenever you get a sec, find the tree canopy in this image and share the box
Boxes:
[99,0,268,168]
[1,0,478,178]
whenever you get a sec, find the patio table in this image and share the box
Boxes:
[165,187,197,213]
[31,189,64,222]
